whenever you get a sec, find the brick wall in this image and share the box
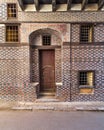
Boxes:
[59,45,71,101]
[17,12,104,23]
[71,23,104,43]
[0,0,104,102]
[71,24,80,43]
[57,24,104,101]
[70,45,104,101]
[0,46,37,102]
[94,24,104,42]
[55,49,62,82]
[1,22,104,101]
[0,3,7,21]
[60,23,104,101]
[62,44,104,101]
[0,24,5,42]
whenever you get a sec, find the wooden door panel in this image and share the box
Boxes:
[40,50,55,92]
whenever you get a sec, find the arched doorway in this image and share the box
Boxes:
[29,28,62,97]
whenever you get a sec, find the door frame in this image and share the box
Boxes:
[39,49,55,93]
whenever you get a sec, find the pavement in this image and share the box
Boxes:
[1,99,104,111]
[0,111,104,130]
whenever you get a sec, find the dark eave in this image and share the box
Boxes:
[22,0,98,4]
[34,0,39,11]
[18,0,25,10]
[52,0,56,11]
[82,0,88,10]
[67,0,72,10]
[23,0,34,4]
[98,0,104,10]
[18,0,102,11]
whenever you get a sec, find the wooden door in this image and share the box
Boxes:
[40,50,55,92]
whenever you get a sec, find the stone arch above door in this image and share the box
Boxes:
[29,28,62,46]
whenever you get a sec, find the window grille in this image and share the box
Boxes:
[6,26,18,42]
[7,4,17,18]
[42,35,51,45]
[79,71,94,86]
[80,25,93,43]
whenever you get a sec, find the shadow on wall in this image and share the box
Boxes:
[29,28,62,46]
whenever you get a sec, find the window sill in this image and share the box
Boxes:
[0,43,21,47]
[79,88,94,94]
[7,18,17,20]
[56,82,63,86]
[80,42,93,44]
[31,82,39,87]
[79,85,94,88]
[5,42,19,44]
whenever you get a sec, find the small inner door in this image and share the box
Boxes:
[39,50,55,92]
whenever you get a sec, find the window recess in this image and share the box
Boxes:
[80,25,93,43]
[6,25,19,42]
[42,35,51,45]
[7,4,17,19]
[79,71,94,86]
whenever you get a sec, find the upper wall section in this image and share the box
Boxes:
[18,12,104,23]
[21,23,70,43]
[71,23,104,43]
[0,2,7,21]
[0,0,104,22]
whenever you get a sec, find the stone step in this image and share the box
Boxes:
[39,92,55,96]
[35,99,59,103]
[33,106,54,110]
[35,97,59,103]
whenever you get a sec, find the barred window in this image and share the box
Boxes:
[42,35,51,45]
[6,26,18,42]
[79,71,94,86]
[80,25,93,43]
[7,4,17,18]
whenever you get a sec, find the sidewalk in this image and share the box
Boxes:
[12,101,104,111]
[0,100,104,111]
